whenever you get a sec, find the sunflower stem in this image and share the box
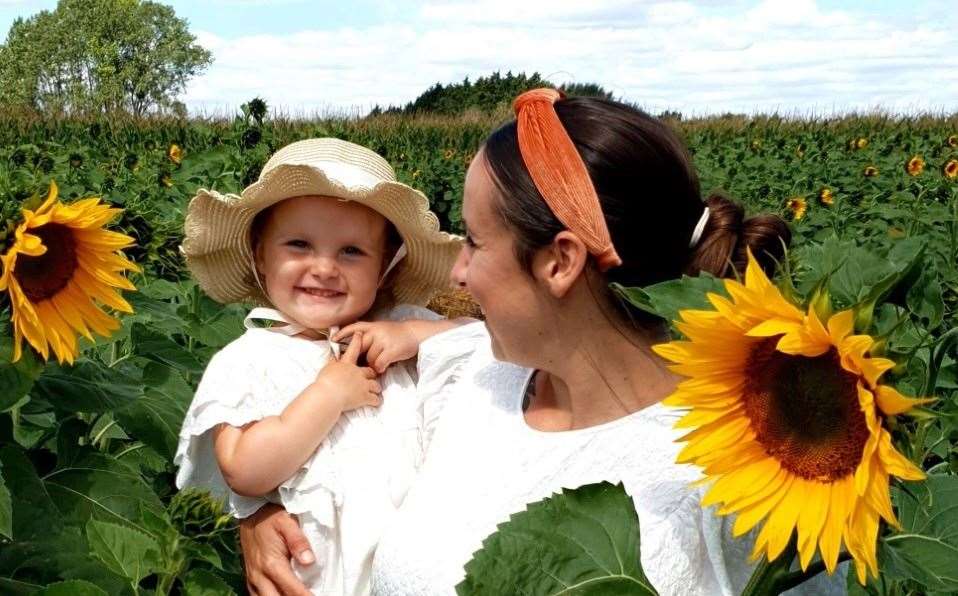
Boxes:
[921,326,958,397]
[740,538,798,596]
[774,551,853,593]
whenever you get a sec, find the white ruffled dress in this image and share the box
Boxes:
[174,304,440,596]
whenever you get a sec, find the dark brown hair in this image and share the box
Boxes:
[482,96,790,323]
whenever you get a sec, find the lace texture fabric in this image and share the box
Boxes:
[371,324,847,596]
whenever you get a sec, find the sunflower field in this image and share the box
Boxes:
[0,102,957,595]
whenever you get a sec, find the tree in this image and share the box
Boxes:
[0,0,212,116]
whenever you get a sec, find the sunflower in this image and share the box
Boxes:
[819,188,834,206]
[854,137,868,150]
[653,251,931,585]
[786,197,807,221]
[947,134,958,148]
[944,159,958,180]
[168,144,183,165]
[863,165,879,177]
[0,182,140,364]
[906,155,924,176]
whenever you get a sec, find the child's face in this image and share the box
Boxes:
[254,196,390,332]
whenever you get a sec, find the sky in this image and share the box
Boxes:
[0,0,956,117]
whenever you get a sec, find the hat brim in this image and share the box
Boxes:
[182,163,462,307]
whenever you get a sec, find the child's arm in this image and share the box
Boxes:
[213,332,381,497]
[332,317,474,373]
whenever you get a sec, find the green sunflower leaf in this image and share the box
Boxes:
[613,274,728,332]
[36,580,110,596]
[182,568,237,596]
[85,519,161,584]
[884,475,958,591]
[456,481,657,596]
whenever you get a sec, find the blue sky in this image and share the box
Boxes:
[1,0,955,116]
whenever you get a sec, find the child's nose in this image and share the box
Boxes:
[310,255,338,278]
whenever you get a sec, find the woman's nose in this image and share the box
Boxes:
[450,245,469,287]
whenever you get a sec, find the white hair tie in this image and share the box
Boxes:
[689,207,710,248]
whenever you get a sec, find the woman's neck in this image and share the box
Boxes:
[524,302,678,432]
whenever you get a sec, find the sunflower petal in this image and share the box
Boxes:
[874,385,935,415]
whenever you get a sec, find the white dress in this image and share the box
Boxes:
[370,322,846,596]
[175,304,440,596]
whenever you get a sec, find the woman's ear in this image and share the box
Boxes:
[531,230,588,298]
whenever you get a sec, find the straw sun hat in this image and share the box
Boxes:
[181,138,462,306]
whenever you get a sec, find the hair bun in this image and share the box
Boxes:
[688,193,790,279]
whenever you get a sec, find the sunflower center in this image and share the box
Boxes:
[14,223,78,302]
[743,340,868,481]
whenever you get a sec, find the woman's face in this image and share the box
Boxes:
[451,152,549,365]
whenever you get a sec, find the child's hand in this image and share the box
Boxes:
[333,320,426,373]
[313,331,382,411]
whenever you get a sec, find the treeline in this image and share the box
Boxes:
[371,71,616,116]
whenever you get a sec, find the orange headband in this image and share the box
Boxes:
[513,88,622,271]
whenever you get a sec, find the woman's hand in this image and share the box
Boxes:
[313,331,383,411]
[239,504,314,596]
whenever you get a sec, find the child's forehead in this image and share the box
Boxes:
[270,196,386,235]
[270,196,387,229]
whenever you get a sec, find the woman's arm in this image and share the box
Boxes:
[214,332,382,496]
[238,504,314,596]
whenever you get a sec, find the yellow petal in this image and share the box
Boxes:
[796,480,830,570]
[874,385,935,415]
[826,309,855,344]
[877,430,924,481]
[732,475,794,537]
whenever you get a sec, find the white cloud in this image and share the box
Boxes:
[182,0,958,117]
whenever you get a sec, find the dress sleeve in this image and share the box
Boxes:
[173,346,274,518]
[415,321,489,461]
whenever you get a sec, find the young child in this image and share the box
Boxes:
[174,138,465,595]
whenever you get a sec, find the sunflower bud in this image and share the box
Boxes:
[810,285,832,322]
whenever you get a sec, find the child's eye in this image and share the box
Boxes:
[341,246,365,256]
[286,239,309,249]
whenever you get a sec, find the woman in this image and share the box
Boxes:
[238,90,844,595]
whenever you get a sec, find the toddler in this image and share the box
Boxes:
[175,138,464,595]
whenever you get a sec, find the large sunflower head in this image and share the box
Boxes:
[653,251,931,585]
[0,182,140,364]
[906,155,925,177]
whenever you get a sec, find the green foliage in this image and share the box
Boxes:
[882,475,958,592]
[0,0,212,116]
[400,71,551,115]
[0,281,245,594]
[457,482,657,596]
[0,98,957,593]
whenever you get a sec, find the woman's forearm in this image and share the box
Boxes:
[214,380,345,496]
